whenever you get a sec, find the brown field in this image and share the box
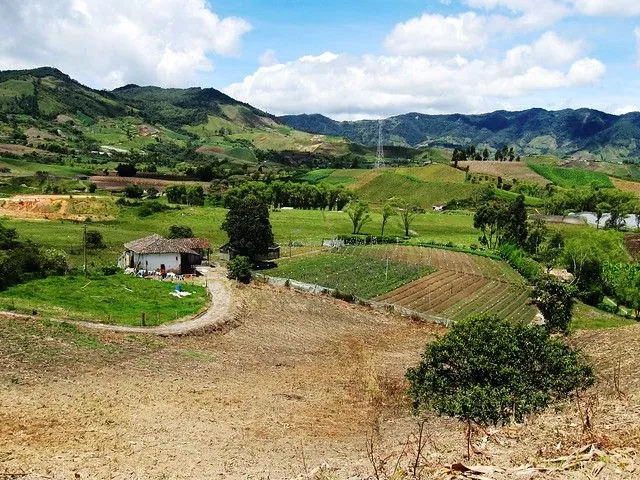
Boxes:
[0,143,44,155]
[459,161,549,185]
[1,282,638,479]
[612,177,640,196]
[372,247,535,322]
[0,194,116,221]
[89,175,208,192]
[625,234,640,261]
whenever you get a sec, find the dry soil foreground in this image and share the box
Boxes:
[1,282,639,479]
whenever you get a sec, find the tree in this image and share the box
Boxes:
[85,230,106,249]
[123,184,143,199]
[602,262,640,318]
[505,194,528,246]
[165,184,187,204]
[595,202,610,230]
[482,148,489,161]
[346,200,371,234]
[538,230,564,272]
[396,199,419,237]
[116,163,137,177]
[186,185,205,206]
[380,203,395,236]
[221,195,274,259]
[87,183,97,193]
[473,201,509,249]
[227,256,252,282]
[530,276,577,334]
[407,315,594,459]
[168,225,194,239]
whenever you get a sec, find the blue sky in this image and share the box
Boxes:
[1,0,639,119]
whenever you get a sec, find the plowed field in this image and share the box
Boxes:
[373,246,536,322]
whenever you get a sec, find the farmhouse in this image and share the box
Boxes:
[219,243,280,262]
[118,234,211,273]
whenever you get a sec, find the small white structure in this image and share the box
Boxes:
[118,234,210,274]
[432,204,445,212]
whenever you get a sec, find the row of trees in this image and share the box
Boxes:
[165,184,205,206]
[346,199,419,237]
[223,181,353,211]
[452,145,520,167]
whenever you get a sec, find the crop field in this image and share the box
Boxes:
[459,160,549,185]
[268,248,433,298]
[373,246,536,322]
[611,177,640,196]
[0,274,207,326]
[528,163,613,188]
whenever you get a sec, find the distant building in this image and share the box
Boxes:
[118,234,211,273]
[219,243,280,262]
[432,204,445,212]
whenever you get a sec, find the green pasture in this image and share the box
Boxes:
[0,274,207,326]
[267,249,433,298]
[0,156,94,178]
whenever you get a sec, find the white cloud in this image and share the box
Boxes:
[573,0,640,16]
[0,0,252,88]
[225,49,605,118]
[504,32,584,70]
[613,105,639,115]
[384,13,489,56]
[465,0,571,29]
[259,49,278,67]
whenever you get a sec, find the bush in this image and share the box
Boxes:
[101,265,121,276]
[227,256,252,283]
[85,230,106,249]
[407,315,594,458]
[137,201,168,217]
[124,184,144,199]
[40,248,69,276]
[168,225,194,239]
[531,275,578,334]
[499,243,543,281]
[87,183,97,193]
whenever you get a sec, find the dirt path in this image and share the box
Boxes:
[74,266,231,335]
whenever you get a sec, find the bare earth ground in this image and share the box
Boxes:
[1,282,639,479]
[0,195,115,221]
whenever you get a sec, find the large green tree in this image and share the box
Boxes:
[221,195,274,259]
[407,315,594,458]
[530,275,577,334]
[346,200,371,234]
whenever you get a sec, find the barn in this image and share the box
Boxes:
[118,234,211,274]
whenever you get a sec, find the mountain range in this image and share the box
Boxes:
[1,67,640,164]
[281,109,640,162]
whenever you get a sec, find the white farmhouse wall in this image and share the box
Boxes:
[135,252,181,272]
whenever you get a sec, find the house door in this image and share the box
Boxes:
[180,254,189,274]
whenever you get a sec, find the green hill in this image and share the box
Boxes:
[0,67,358,164]
[280,109,640,163]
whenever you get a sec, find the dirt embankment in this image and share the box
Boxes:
[0,195,115,221]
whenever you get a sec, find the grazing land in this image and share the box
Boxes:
[0,274,207,326]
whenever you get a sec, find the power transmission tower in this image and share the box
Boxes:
[375,119,384,169]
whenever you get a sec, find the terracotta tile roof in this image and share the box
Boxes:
[124,234,209,254]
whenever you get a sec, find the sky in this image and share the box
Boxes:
[0,0,639,120]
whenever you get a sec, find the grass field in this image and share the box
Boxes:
[528,163,613,188]
[267,248,433,298]
[0,156,95,178]
[3,202,479,269]
[571,302,637,330]
[0,274,207,326]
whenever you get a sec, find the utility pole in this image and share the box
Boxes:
[83,223,88,278]
[375,119,384,169]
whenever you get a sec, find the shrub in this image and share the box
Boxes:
[40,248,69,276]
[499,243,543,281]
[168,225,194,239]
[137,201,168,217]
[124,184,144,199]
[101,265,121,276]
[407,315,594,458]
[227,256,252,282]
[87,183,97,193]
[85,230,106,249]
[531,275,577,334]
